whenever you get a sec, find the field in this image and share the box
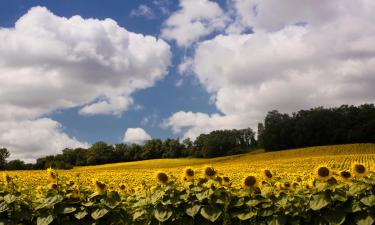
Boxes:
[6,143,375,189]
[2,143,375,224]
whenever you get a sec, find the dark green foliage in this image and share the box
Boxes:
[259,104,375,151]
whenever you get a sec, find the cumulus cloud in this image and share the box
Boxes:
[123,128,152,144]
[130,4,155,19]
[0,119,89,163]
[0,6,171,161]
[165,0,375,140]
[161,0,228,47]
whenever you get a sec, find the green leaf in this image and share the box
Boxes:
[133,210,145,221]
[309,193,330,211]
[91,208,109,220]
[37,215,54,225]
[62,206,76,214]
[35,195,63,210]
[356,215,374,225]
[154,205,173,222]
[360,195,375,207]
[74,210,88,220]
[4,194,17,204]
[322,210,346,225]
[0,202,8,213]
[200,205,222,222]
[185,204,201,217]
[348,183,367,196]
[268,215,286,225]
[235,211,257,221]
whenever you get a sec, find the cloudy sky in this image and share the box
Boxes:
[1,0,374,162]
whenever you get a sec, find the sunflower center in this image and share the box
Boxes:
[318,167,330,177]
[157,172,168,183]
[340,171,351,178]
[264,170,272,178]
[205,167,216,177]
[223,176,230,183]
[354,164,366,174]
[185,168,194,177]
[244,176,256,187]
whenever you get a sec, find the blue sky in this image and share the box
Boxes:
[0,0,374,161]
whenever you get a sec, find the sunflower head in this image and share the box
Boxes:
[222,176,231,186]
[48,182,58,190]
[263,169,273,180]
[92,179,106,194]
[183,167,195,181]
[47,168,58,181]
[339,170,352,181]
[2,173,11,185]
[315,165,332,181]
[243,175,258,189]
[119,183,126,190]
[71,186,81,199]
[351,163,368,177]
[203,166,217,179]
[156,171,169,184]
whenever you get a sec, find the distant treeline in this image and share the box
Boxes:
[1,104,375,170]
[1,128,257,170]
[258,104,375,151]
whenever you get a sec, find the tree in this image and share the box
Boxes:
[0,148,10,169]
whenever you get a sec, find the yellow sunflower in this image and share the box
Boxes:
[338,170,352,181]
[203,166,217,179]
[155,171,169,184]
[314,165,332,181]
[242,175,258,189]
[351,163,368,177]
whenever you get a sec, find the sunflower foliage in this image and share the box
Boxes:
[1,167,375,225]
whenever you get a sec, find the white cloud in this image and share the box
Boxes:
[165,0,375,140]
[130,4,155,19]
[0,6,171,161]
[0,118,89,163]
[161,0,228,47]
[123,128,152,144]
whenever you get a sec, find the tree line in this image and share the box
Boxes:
[258,104,375,151]
[2,104,375,170]
[1,128,257,170]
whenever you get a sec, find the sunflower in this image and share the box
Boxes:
[351,163,368,177]
[263,169,273,180]
[155,171,169,184]
[315,165,332,181]
[2,173,11,186]
[242,175,258,189]
[339,170,352,181]
[92,179,106,195]
[46,168,58,182]
[183,167,195,181]
[119,183,126,191]
[203,166,217,179]
[222,176,231,186]
[48,182,58,190]
[71,185,81,199]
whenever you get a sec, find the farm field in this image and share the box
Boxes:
[2,143,375,224]
[5,143,375,189]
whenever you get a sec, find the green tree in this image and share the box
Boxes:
[0,148,10,169]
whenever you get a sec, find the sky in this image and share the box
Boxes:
[0,0,375,162]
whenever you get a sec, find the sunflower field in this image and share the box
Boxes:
[1,144,375,224]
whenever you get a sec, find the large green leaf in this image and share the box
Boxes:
[61,206,76,214]
[74,210,88,220]
[235,211,257,221]
[35,195,63,210]
[322,210,346,225]
[200,205,222,222]
[360,195,375,207]
[356,215,375,225]
[91,208,109,220]
[154,205,173,222]
[3,194,17,204]
[185,204,201,217]
[309,193,330,211]
[0,202,8,213]
[37,215,54,225]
